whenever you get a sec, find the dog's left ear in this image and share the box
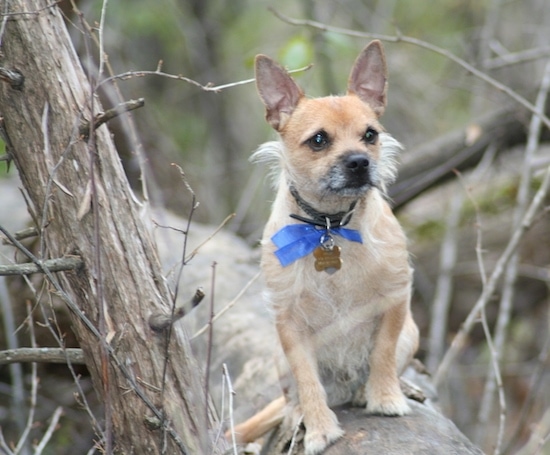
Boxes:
[347,40,388,117]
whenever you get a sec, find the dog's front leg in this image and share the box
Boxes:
[365,301,411,416]
[276,313,344,454]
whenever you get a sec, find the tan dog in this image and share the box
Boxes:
[230,40,419,454]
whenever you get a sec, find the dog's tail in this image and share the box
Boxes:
[226,395,286,444]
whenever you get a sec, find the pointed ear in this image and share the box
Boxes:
[255,55,304,131]
[347,40,388,117]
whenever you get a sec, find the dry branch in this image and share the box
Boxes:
[0,1,224,453]
[0,347,85,365]
[0,256,82,275]
[78,97,145,137]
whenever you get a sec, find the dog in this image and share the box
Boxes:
[229,40,419,455]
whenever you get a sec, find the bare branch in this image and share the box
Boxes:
[0,348,85,365]
[1,226,38,244]
[98,65,313,93]
[222,364,238,455]
[192,270,261,340]
[34,407,63,455]
[0,256,83,276]
[148,288,205,332]
[14,302,39,454]
[485,45,550,70]
[79,98,145,137]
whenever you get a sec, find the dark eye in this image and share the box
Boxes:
[364,128,378,145]
[307,131,330,151]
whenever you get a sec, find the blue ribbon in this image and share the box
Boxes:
[271,224,363,267]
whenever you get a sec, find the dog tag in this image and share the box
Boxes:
[313,246,342,274]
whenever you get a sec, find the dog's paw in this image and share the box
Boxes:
[366,388,411,416]
[304,421,344,455]
[288,406,344,455]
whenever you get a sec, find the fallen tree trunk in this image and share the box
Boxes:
[390,106,530,208]
[263,398,485,455]
[0,1,222,453]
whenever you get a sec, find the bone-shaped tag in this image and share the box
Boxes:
[313,246,342,274]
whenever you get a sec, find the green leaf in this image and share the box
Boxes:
[278,35,314,71]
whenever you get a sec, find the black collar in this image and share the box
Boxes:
[288,185,358,228]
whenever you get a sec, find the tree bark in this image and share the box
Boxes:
[0,1,222,453]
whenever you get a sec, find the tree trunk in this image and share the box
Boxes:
[0,1,222,453]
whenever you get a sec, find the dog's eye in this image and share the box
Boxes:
[307,131,330,151]
[364,128,378,145]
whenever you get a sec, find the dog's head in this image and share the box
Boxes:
[254,40,400,203]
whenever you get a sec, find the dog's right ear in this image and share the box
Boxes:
[347,40,387,117]
[255,55,304,131]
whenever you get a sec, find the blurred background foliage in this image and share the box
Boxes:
[51,0,545,241]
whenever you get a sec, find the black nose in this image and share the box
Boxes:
[344,154,369,172]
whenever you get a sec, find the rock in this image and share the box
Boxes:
[263,398,484,454]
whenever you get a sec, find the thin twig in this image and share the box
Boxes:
[205,262,217,434]
[78,98,145,137]
[0,270,26,446]
[38,288,103,448]
[287,415,304,455]
[97,0,109,79]
[158,165,199,453]
[185,213,235,263]
[98,65,312,92]
[485,45,550,70]
[514,407,550,455]
[222,364,239,455]
[435,162,550,386]
[0,430,13,455]
[1,226,38,243]
[192,270,261,339]
[34,407,63,455]
[426,189,462,372]
[148,288,204,332]
[454,165,507,454]
[427,143,497,373]
[213,367,227,450]
[269,8,550,130]
[13,302,38,454]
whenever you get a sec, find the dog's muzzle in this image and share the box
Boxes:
[344,153,370,185]
[325,152,373,194]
